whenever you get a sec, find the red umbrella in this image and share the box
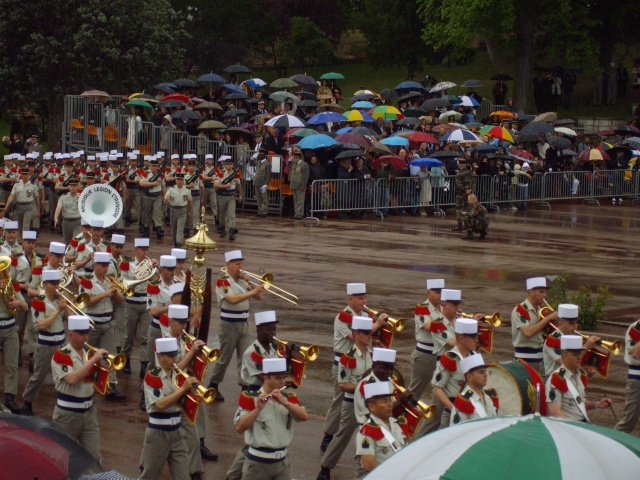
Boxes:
[371,155,408,170]
[335,132,372,148]
[578,148,609,165]
[432,124,457,134]
[161,93,190,103]
[284,127,301,140]
[408,131,438,144]
[510,149,535,161]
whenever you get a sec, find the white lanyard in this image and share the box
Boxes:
[379,422,401,453]
[565,373,589,421]
[469,394,488,418]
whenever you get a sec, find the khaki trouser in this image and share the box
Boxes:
[292,187,305,218]
[614,378,640,433]
[147,323,162,370]
[139,426,190,480]
[217,194,236,230]
[181,413,203,475]
[321,399,357,470]
[142,194,162,229]
[0,325,19,394]
[204,187,217,217]
[122,300,151,363]
[89,318,117,383]
[45,186,57,226]
[254,185,269,215]
[226,444,249,480]
[242,457,291,480]
[414,396,445,438]
[124,188,140,221]
[196,405,207,440]
[17,295,36,356]
[22,342,59,403]
[209,321,252,386]
[170,206,188,246]
[322,363,344,436]
[191,196,201,229]
[15,203,36,231]
[408,349,437,400]
[53,405,101,465]
[113,302,124,349]
[62,218,81,245]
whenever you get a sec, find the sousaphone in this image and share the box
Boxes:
[77,184,123,228]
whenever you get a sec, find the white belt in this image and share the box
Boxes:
[629,366,640,380]
[344,392,354,400]
[334,353,342,363]
[0,318,16,327]
[57,398,93,410]
[221,310,249,319]
[248,447,287,460]
[149,414,181,426]
[416,342,434,353]
[38,332,66,342]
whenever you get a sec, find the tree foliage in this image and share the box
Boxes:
[0,0,187,147]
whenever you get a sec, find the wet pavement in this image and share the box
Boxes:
[7,201,640,478]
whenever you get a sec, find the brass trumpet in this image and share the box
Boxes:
[173,364,216,403]
[459,311,502,327]
[363,306,404,332]
[84,342,126,370]
[182,330,219,362]
[546,322,622,355]
[539,299,555,320]
[391,378,435,419]
[220,267,299,305]
[273,336,319,361]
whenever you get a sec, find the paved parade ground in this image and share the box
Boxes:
[10,201,640,478]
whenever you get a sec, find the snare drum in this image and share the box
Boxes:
[486,359,547,416]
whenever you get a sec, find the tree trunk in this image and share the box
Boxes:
[485,38,507,68]
[513,4,535,112]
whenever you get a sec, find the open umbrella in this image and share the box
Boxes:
[510,149,536,162]
[220,83,245,95]
[153,83,176,94]
[490,73,514,81]
[157,99,187,109]
[371,105,403,121]
[369,141,392,155]
[422,98,450,110]
[472,144,498,154]
[404,107,430,118]
[172,78,202,89]
[410,158,445,168]
[578,148,609,164]
[534,111,558,123]
[397,91,425,104]
[198,120,227,130]
[126,99,153,109]
[379,88,399,99]
[269,91,300,104]
[264,114,306,128]
[548,136,572,149]
[270,78,299,89]
[193,102,223,113]
[432,124,458,134]
[224,64,252,74]
[334,132,372,148]
[520,121,555,135]
[615,125,640,137]
[517,132,540,143]
[319,72,344,80]
[81,89,109,99]
[307,111,345,125]
[171,110,202,121]
[352,127,379,137]
[441,129,481,143]
[319,103,345,114]
[291,128,319,138]
[162,93,189,103]
[484,126,514,143]
[225,127,254,143]
[553,118,576,126]
[351,101,375,110]
[130,93,158,103]
[489,110,516,120]
[394,81,427,94]
[290,74,317,89]
[366,414,640,480]
[438,110,463,122]
[336,127,352,134]
[197,73,226,83]
[335,149,365,160]
[457,95,480,107]
[396,117,421,127]
[461,79,484,87]
[430,81,457,93]
[623,136,640,150]
[371,155,408,170]
[225,92,249,101]
[243,78,267,89]
[429,150,460,158]
[381,136,409,147]
[222,109,247,118]
[343,110,374,123]
[298,134,337,149]
[299,99,319,108]
[408,132,438,144]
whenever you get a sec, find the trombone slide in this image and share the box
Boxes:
[220,267,299,305]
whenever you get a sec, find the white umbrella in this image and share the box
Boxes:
[430,81,457,93]
[264,114,306,128]
[554,127,577,136]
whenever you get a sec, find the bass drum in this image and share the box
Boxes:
[485,359,547,416]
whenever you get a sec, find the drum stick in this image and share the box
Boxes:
[609,404,618,421]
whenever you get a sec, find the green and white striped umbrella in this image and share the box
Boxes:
[365,415,640,480]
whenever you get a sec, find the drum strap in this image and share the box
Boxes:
[565,374,589,421]
[469,395,488,418]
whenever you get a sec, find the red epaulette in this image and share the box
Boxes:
[165,167,171,173]
[80,276,93,290]
[12,282,20,292]
[58,176,64,182]
[485,388,499,410]
[31,266,43,276]
[159,313,169,326]
[80,168,86,174]
[37,176,42,182]
[551,371,568,392]
[216,278,230,288]
[10,167,17,173]
[53,349,74,366]
[31,298,46,312]
[545,334,561,349]
[360,422,384,441]
[54,167,61,174]
[77,244,86,252]
[10,256,17,266]
[429,319,447,333]
[516,303,530,320]
[630,323,640,342]
[69,238,78,248]
[42,255,49,266]
[199,174,204,180]
[339,351,357,369]
[415,304,431,316]
[176,167,182,173]
[77,188,84,194]
[338,310,353,324]
[106,245,111,254]
[137,169,147,178]
[216,170,224,178]
[440,352,458,372]
[48,167,54,174]
[284,392,300,405]
[147,282,160,295]
[238,391,256,411]
[119,261,129,271]
[453,393,475,415]
[144,370,163,388]
[250,350,263,365]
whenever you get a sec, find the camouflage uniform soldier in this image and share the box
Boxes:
[251,147,272,217]
[452,158,475,231]
[461,194,489,240]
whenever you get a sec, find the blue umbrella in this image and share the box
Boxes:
[307,111,345,125]
[360,111,375,123]
[472,144,498,154]
[395,81,427,94]
[351,100,375,109]
[410,158,445,168]
[220,83,245,94]
[381,137,409,147]
[243,78,267,89]
[197,73,226,83]
[298,134,338,150]
[153,83,176,94]
[336,127,353,134]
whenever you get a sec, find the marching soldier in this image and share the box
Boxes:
[320,283,386,452]
[139,158,165,239]
[234,357,308,480]
[430,318,479,428]
[148,255,178,369]
[51,315,106,468]
[214,156,241,240]
[207,250,263,401]
[546,335,612,422]
[287,147,309,220]
[74,220,110,276]
[185,157,203,234]
[22,269,70,415]
[543,304,599,378]
[409,279,445,400]
[355,382,407,479]
[65,219,91,265]
[1,220,22,256]
[0,154,17,207]
[251,146,272,217]
[450,354,499,426]
[511,277,558,375]
[54,159,76,196]
[461,193,489,240]
[172,248,188,283]
[124,153,141,227]
[140,337,191,480]
[614,319,640,433]
[79,251,125,402]
[164,172,192,248]
[54,176,82,244]
[5,167,40,231]
[201,154,219,227]
[109,234,126,353]
[317,316,373,480]
[41,152,59,229]
[163,154,180,227]
[451,157,475,231]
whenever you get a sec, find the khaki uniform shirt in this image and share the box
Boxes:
[339,346,373,403]
[120,256,152,298]
[334,306,368,355]
[166,186,192,207]
[0,290,25,326]
[51,344,96,400]
[414,299,443,346]
[288,159,309,190]
[511,299,544,353]
[216,274,250,321]
[59,193,81,218]
[1,240,23,256]
[354,372,395,424]
[432,317,456,358]
[354,415,406,480]
[79,274,113,324]
[144,171,164,193]
[431,346,472,400]
[252,158,272,188]
[148,279,174,336]
[450,387,499,425]
[543,330,563,377]
[144,367,182,415]
[546,366,588,421]
[241,340,279,387]
[11,179,39,203]
[31,294,66,345]
[76,239,110,273]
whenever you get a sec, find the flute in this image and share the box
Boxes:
[262,385,288,402]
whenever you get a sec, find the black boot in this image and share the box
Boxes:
[21,401,33,416]
[123,358,132,375]
[156,227,164,239]
[139,361,148,380]
[316,467,331,480]
[105,383,127,402]
[451,221,464,231]
[116,346,121,354]
[174,243,181,248]
[214,217,220,227]
[208,382,224,402]
[219,229,226,239]
[4,394,21,414]
[320,434,333,452]
[28,353,34,373]
[141,227,150,236]
[461,231,474,240]
[190,474,202,480]
[199,438,219,461]
[139,391,146,412]
[479,230,487,240]
[229,228,237,241]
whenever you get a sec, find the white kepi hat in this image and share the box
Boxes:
[94,252,111,263]
[441,289,461,302]
[225,250,243,262]
[42,270,61,282]
[171,248,187,260]
[169,283,185,296]
[156,337,179,355]
[426,279,445,290]
[526,277,547,290]
[255,310,277,325]
[352,316,373,332]
[372,347,396,364]
[346,283,366,295]
[135,238,150,248]
[460,354,488,374]
[49,242,66,255]
[68,315,91,331]
[558,303,579,320]
[22,231,37,240]
[364,381,392,399]
[561,334,583,351]
[168,304,189,321]
[454,318,478,334]
[159,255,177,268]
[263,358,287,374]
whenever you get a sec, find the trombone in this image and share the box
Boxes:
[84,343,126,370]
[539,299,555,320]
[54,284,96,328]
[363,306,404,331]
[220,267,298,305]
[182,330,220,362]
[173,364,216,403]
[459,311,502,327]
[273,336,319,361]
